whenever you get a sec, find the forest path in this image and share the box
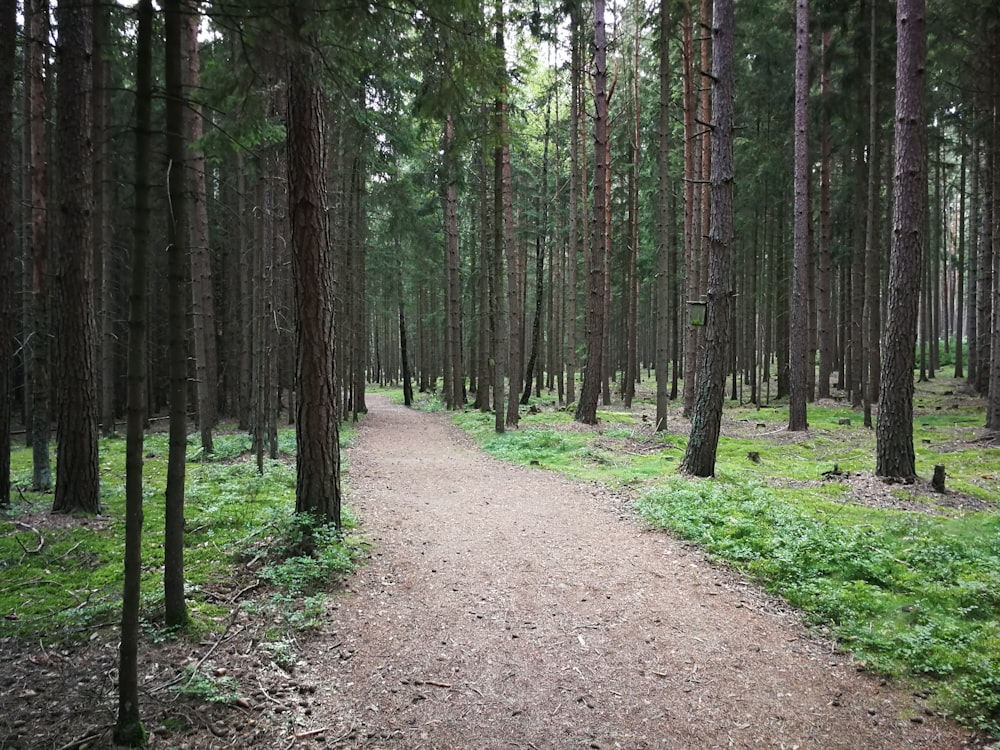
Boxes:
[298,394,971,749]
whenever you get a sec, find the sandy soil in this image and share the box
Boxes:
[277,394,978,749]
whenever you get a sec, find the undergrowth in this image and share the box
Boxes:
[0,427,360,646]
[451,379,1000,736]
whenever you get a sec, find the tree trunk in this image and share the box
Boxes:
[95,5,116,440]
[863,0,882,428]
[954,141,966,379]
[501,61,521,426]
[0,0,14,506]
[968,136,982,390]
[975,138,992,395]
[114,2,152,743]
[163,0,189,625]
[288,3,342,528]
[623,4,641,410]
[655,0,672,431]
[522,97,549,406]
[679,0,734,478]
[185,6,217,454]
[443,114,464,410]
[399,249,414,407]
[26,0,51,492]
[816,28,833,400]
[876,0,926,481]
[788,0,809,432]
[575,0,609,426]
[53,0,100,515]
[565,4,583,407]
[987,29,1000,429]
[475,142,492,411]
[681,7,698,417]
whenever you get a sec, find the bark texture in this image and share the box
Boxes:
[0,0,14,505]
[288,2,342,527]
[53,0,100,515]
[876,0,926,480]
[679,0,734,478]
[163,0,189,626]
[788,0,809,432]
[575,0,609,426]
[114,0,153,744]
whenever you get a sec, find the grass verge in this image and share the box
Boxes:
[0,427,362,645]
[449,382,1000,736]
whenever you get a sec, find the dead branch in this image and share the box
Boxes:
[14,521,44,554]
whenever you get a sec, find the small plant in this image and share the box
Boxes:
[172,666,243,705]
[261,636,300,671]
[255,512,359,596]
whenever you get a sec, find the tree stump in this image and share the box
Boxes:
[932,464,946,493]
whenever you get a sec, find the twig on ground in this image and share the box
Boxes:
[53,729,107,750]
[230,580,261,603]
[294,727,329,739]
[14,521,44,554]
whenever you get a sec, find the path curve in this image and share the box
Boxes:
[299,395,973,749]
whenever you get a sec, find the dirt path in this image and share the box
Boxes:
[294,395,974,749]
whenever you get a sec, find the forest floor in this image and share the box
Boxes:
[2,392,996,749]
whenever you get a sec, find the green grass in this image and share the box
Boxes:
[0,427,360,644]
[448,379,1000,736]
[635,479,1000,732]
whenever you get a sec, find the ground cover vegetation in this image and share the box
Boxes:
[0,427,362,747]
[441,375,1000,737]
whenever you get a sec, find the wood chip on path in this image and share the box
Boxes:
[299,394,979,750]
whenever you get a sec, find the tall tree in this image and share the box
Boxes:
[788,0,809,431]
[655,0,672,431]
[288,0,343,528]
[679,0,734,477]
[52,0,100,515]
[575,0,610,425]
[863,0,883,428]
[443,114,464,410]
[26,0,52,492]
[186,3,218,454]
[816,26,833,400]
[564,2,584,408]
[114,0,153,744]
[622,0,642,410]
[499,3,521,429]
[163,0,189,625]
[876,0,927,480]
[95,2,116,439]
[0,0,13,506]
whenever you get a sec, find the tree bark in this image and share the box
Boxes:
[681,6,698,417]
[623,2,641,410]
[95,5,116,440]
[26,0,51,492]
[114,1,152,743]
[876,0,926,481]
[565,3,583,407]
[655,0,672,431]
[816,28,833,400]
[575,0,609,426]
[788,0,809,432]
[443,114,464,410]
[163,0,189,624]
[53,0,100,515]
[288,0,342,528]
[0,0,14,506]
[679,0,734,478]
[863,0,882,428]
[185,5,217,454]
